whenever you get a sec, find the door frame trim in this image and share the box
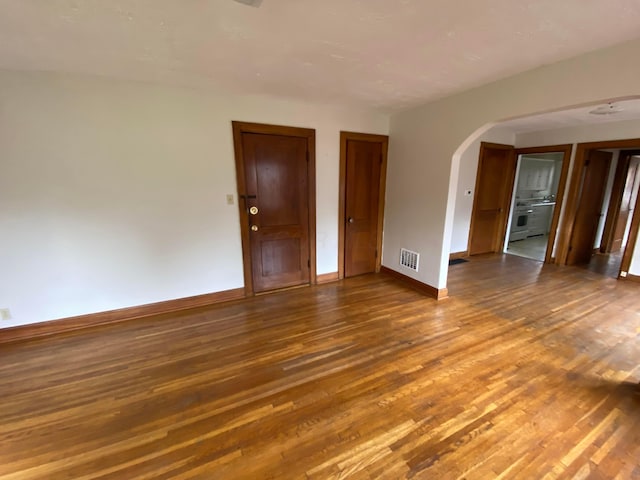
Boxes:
[338,131,389,280]
[513,144,573,264]
[231,121,317,295]
[468,142,516,255]
[556,138,640,274]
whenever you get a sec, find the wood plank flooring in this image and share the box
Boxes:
[1,254,640,479]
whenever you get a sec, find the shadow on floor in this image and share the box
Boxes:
[506,237,624,279]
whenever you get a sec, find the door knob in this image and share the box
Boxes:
[251,225,259,232]
[249,206,259,215]
[348,217,354,224]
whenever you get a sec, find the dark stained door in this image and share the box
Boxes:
[240,132,311,292]
[468,143,516,255]
[344,139,383,277]
[567,150,612,265]
[610,156,640,252]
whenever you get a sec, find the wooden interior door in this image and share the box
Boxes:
[566,150,612,265]
[468,143,516,255]
[343,137,385,277]
[613,155,639,252]
[600,152,640,253]
[233,122,316,294]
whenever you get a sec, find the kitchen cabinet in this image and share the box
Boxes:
[518,159,555,191]
[527,204,553,237]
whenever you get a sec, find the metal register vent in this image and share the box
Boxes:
[400,248,419,271]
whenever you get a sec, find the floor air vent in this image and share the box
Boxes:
[400,248,419,271]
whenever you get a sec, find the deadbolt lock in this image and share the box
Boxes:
[249,206,259,215]
[251,225,259,232]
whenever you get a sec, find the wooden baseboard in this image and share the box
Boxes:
[624,273,640,283]
[0,287,245,344]
[317,272,339,284]
[449,251,468,260]
[380,266,447,300]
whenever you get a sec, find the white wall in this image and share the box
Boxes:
[630,248,640,276]
[386,37,640,289]
[0,70,388,328]
[450,128,515,254]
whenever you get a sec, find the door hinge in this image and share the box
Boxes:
[585,159,590,166]
[568,245,573,251]
[375,249,378,258]
[308,259,311,268]
[306,150,309,162]
[380,153,383,164]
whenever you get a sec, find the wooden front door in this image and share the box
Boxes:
[567,150,612,265]
[232,122,316,294]
[468,142,516,255]
[340,132,388,278]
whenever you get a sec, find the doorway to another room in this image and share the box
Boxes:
[560,144,640,279]
[467,143,571,263]
[505,150,568,262]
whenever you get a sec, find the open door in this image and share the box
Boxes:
[558,138,640,275]
[600,151,640,253]
[468,142,516,255]
[566,150,612,265]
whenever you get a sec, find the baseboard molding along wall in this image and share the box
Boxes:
[380,266,448,300]
[0,288,245,344]
[316,272,340,284]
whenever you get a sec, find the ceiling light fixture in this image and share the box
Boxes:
[233,0,263,7]
[589,102,624,115]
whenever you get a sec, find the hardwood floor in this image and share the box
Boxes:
[579,250,624,279]
[1,254,640,479]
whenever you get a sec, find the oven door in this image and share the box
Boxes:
[510,209,529,241]
[513,212,528,230]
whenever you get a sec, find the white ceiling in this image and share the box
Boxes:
[1,1,640,112]
[498,98,640,134]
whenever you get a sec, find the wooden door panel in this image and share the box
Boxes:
[601,152,639,253]
[567,150,612,265]
[614,157,640,252]
[611,210,629,252]
[614,160,639,251]
[345,139,382,277]
[250,138,305,227]
[469,143,515,255]
[620,161,638,210]
[241,132,310,292]
[471,212,500,254]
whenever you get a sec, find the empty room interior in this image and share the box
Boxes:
[2,1,640,478]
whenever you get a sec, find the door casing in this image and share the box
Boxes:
[513,144,572,264]
[232,121,317,295]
